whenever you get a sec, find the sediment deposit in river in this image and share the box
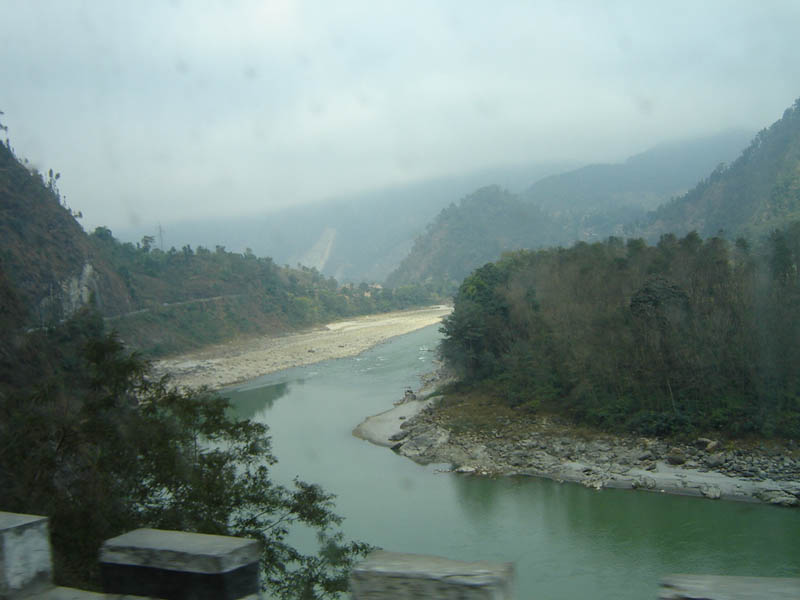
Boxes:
[154,305,452,389]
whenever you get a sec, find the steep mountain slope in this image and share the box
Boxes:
[639,99,800,240]
[0,142,133,325]
[387,132,751,291]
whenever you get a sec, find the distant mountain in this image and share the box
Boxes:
[387,131,752,291]
[521,129,753,242]
[115,161,571,283]
[637,99,800,240]
[524,130,753,214]
[386,186,559,290]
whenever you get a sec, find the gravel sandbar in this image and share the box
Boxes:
[154,305,452,389]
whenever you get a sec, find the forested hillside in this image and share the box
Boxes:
[440,227,800,438]
[0,136,437,356]
[387,132,751,292]
[0,141,134,323]
[89,228,436,355]
[641,99,800,240]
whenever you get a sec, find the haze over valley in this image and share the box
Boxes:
[2,3,800,599]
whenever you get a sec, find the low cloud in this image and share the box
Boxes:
[1,1,798,230]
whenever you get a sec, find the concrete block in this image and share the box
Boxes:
[350,550,513,600]
[100,529,261,600]
[0,512,53,600]
[34,586,151,600]
[660,574,800,599]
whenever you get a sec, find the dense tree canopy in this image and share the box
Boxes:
[441,225,800,438]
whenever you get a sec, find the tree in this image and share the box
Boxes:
[92,225,115,242]
[0,309,369,598]
[439,228,800,437]
[440,262,513,380]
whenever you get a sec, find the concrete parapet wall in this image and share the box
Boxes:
[100,528,261,600]
[32,586,150,600]
[660,574,800,599]
[9,509,799,600]
[0,511,53,600]
[350,550,513,600]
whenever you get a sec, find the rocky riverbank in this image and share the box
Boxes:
[352,368,448,446]
[357,384,800,507]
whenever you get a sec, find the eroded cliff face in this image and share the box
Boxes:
[62,262,97,315]
[31,262,101,325]
[1,142,134,329]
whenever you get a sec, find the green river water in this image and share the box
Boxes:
[225,325,800,599]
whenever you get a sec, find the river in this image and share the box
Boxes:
[225,325,800,600]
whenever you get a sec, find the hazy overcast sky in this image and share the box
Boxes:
[2,1,799,231]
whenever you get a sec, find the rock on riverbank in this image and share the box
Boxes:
[352,367,452,447]
[385,398,800,507]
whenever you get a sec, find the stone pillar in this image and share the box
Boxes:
[349,550,513,600]
[100,529,261,600]
[0,511,53,600]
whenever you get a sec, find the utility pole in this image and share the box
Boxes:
[158,223,164,251]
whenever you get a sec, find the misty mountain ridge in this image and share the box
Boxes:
[387,129,754,290]
[115,161,572,283]
[636,99,800,240]
[523,129,753,215]
[386,186,560,290]
[116,130,751,286]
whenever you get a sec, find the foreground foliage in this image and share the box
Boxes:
[0,310,369,598]
[441,225,800,438]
